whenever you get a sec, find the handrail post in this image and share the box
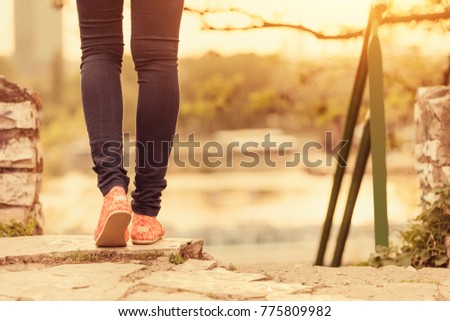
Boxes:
[368,3,389,248]
[315,9,373,266]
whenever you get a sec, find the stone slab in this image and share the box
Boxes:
[125,290,214,301]
[0,235,203,263]
[0,136,37,169]
[266,293,344,301]
[172,259,218,272]
[0,101,38,130]
[0,263,142,300]
[0,258,449,301]
[0,172,37,206]
[315,283,440,301]
[140,268,310,300]
[0,206,31,224]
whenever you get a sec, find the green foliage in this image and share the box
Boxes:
[369,186,450,268]
[0,218,37,237]
[129,250,163,261]
[177,52,447,137]
[169,253,186,265]
[51,250,163,263]
[178,53,298,132]
[4,50,448,176]
[227,263,237,271]
[368,245,412,268]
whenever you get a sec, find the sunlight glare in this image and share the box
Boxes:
[1,0,449,60]
[0,0,14,56]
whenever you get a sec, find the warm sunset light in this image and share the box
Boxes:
[1,0,450,307]
[1,0,449,59]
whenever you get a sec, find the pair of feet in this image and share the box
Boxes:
[93,186,165,247]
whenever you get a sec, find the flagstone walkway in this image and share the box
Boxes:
[0,236,449,301]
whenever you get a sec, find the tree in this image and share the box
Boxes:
[184,0,450,40]
[179,0,450,139]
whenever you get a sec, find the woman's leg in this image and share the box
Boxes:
[130,0,184,216]
[77,0,129,195]
[77,0,132,247]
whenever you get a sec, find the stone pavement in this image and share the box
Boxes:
[0,236,449,301]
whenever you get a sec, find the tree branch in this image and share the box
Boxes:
[184,6,450,40]
[382,8,450,23]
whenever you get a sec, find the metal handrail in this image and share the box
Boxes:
[316,3,389,266]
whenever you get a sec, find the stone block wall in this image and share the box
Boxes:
[0,77,43,235]
[415,86,450,203]
[415,86,450,264]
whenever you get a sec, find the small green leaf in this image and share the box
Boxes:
[434,256,449,266]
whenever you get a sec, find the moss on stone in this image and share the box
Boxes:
[169,253,185,265]
[0,218,37,237]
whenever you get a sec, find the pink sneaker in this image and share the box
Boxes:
[131,213,165,245]
[94,186,132,247]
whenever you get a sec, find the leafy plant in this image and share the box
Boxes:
[169,253,185,265]
[369,245,412,268]
[0,218,37,237]
[369,186,450,268]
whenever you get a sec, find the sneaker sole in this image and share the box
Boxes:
[131,236,163,245]
[95,211,132,247]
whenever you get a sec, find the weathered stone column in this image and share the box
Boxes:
[415,87,450,201]
[415,86,450,263]
[0,77,43,236]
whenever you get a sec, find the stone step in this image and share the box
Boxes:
[0,235,203,264]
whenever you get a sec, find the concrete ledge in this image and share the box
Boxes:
[0,235,203,264]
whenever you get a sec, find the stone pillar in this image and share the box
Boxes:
[415,87,450,201]
[415,86,450,264]
[0,77,43,236]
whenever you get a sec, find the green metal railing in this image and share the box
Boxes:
[315,4,389,267]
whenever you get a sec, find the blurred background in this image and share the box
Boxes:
[1,0,450,266]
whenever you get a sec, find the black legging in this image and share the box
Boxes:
[76,0,184,216]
